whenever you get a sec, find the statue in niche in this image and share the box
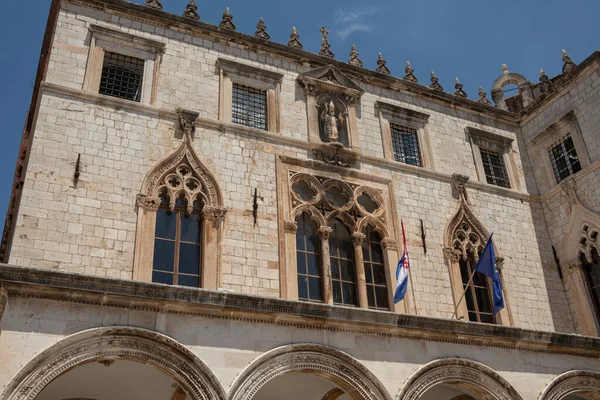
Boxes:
[320,100,345,143]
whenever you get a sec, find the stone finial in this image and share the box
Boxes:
[319,26,335,59]
[254,17,270,40]
[404,61,418,83]
[146,0,163,9]
[453,77,468,98]
[477,86,492,106]
[348,45,363,67]
[539,68,554,94]
[501,64,509,74]
[429,71,444,91]
[562,49,577,74]
[376,53,391,75]
[219,7,236,30]
[287,27,303,50]
[183,0,200,20]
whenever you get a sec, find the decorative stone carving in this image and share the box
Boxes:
[2,327,227,400]
[451,173,469,203]
[312,143,360,168]
[381,238,398,250]
[453,77,468,98]
[561,260,583,277]
[540,370,600,400]
[319,27,335,59]
[177,108,199,138]
[320,100,345,142]
[477,86,492,106]
[219,7,236,31]
[183,0,199,20]
[228,344,393,400]
[136,194,161,212]
[397,358,524,400]
[351,232,366,245]
[443,247,462,262]
[284,220,298,233]
[254,18,270,40]
[429,71,444,91]
[348,45,363,67]
[576,222,600,263]
[375,53,390,75]
[287,27,303,50]
[404,61,418,83]
[539,69,554,94]
[562,49,577,74]
[317,226,333,240]
[145,0,163,10]
[203,206,228,222]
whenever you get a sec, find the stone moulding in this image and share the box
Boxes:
[539,370,600,400]
[396,358,524,400]
[228,344,393,400]
[1,326,226,400]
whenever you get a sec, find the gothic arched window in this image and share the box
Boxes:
[295,212,323,302]
[153,192,203,288]
[329,219,358,306]
[363,225,389,310]
[583,247,600,323]
[459,255,495,324]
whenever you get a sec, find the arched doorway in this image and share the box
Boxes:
[228,344,392,400]
[396,358,523,400]
[540,371,600,400]
[2,327,226,400]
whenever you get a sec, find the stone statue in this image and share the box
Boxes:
[320,100,344,142]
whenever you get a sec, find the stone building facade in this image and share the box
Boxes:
[1,0,600,399]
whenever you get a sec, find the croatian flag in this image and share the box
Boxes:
[394,221,410,303]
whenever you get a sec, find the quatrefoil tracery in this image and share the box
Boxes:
[158,163,208,214]
[579,222,599,262]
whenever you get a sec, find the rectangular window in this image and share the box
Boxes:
[549,135,582,183]
[390,124,422,167]
[99,52,145,102]
[232,84,268,130]
[480,149,510,188]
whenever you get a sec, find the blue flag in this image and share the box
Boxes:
[475,234,505,315]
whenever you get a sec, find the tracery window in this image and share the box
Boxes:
[363,225,389,310]
[582,247,600,323]
[153,192,203,287]
[459,257,495,324]
[329,220,358,306]
[296,212,323,302]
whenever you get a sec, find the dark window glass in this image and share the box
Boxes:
[390,124,422,167]
[232,84,268,130]
[583,247,600,324]
[363,226,389,310]
[459,258,496,324]
[480,149,510,188]
[357,193,378,214]
[295,213,323,302]
[99,52,144,102]
[152,195,203,288]
[329,220,358,306]
[548,135,582,183]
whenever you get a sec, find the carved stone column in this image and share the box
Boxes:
[351,232,369,309]
[284,220,299,300]
[318,226,334,305]
[561,259,600,336]
[382,238,404,313]
[202,206,228,290]
[444,247,468,321]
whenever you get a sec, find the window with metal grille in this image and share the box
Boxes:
[480,149,510,188]
[460,258,496,324]
[548,135,582,183]
[329,220,358,306]
[390,124,422,167]
[296,213,323,302]
[99,52,145,102]
[232,84,268,130]
[152,193,203,288]
[362,225,389,310]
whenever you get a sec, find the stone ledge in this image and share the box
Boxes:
[1,264,599,357]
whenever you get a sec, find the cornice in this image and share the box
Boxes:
[2,264,599,358]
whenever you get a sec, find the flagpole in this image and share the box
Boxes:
[408,259,419,316]
[451,266,477,320]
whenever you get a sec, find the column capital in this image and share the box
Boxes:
[203,206,228,222]
[381,238,398,250]
[317,226,333,240]
[351,232,366,245]
[284,220,298,233]
[443,247,462,262]
[562,259,583,276]
[136,194,160,212]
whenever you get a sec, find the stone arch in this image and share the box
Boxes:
[540,370,600,400]
[444,200,491,260]
[357,216,390,240]
[292,204,327,228]
[491,70,533,110]
[396,358,523,400]
[327,210,357,233]
[228,343,392,400]
[561,202,600,265]
[1,326,226,400]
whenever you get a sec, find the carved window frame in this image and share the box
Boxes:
[276,157,405,313]
[375,102,433,169]
[134,121,227,290]
[465,127,520,190]
[529,110,590,192]
[83,25,165,105]
[217,58,283,133]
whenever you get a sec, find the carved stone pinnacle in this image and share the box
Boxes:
[254,17,270,40]
[562,49,577,74]
[219,7,236,31]
[319,26,335,59]
[376,53,390,75]
[348,45,363,67]
[477,86,492,106]
[183,0,200,21]
[453,77,468,98]
[404,61,418,83]
[539,68,554,95]
[287,27,303,50]
[145,0,163,10]
[429,71,444,92]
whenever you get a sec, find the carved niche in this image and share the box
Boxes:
[297,65,364,153]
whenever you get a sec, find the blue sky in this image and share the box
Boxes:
[0,0,598,221]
